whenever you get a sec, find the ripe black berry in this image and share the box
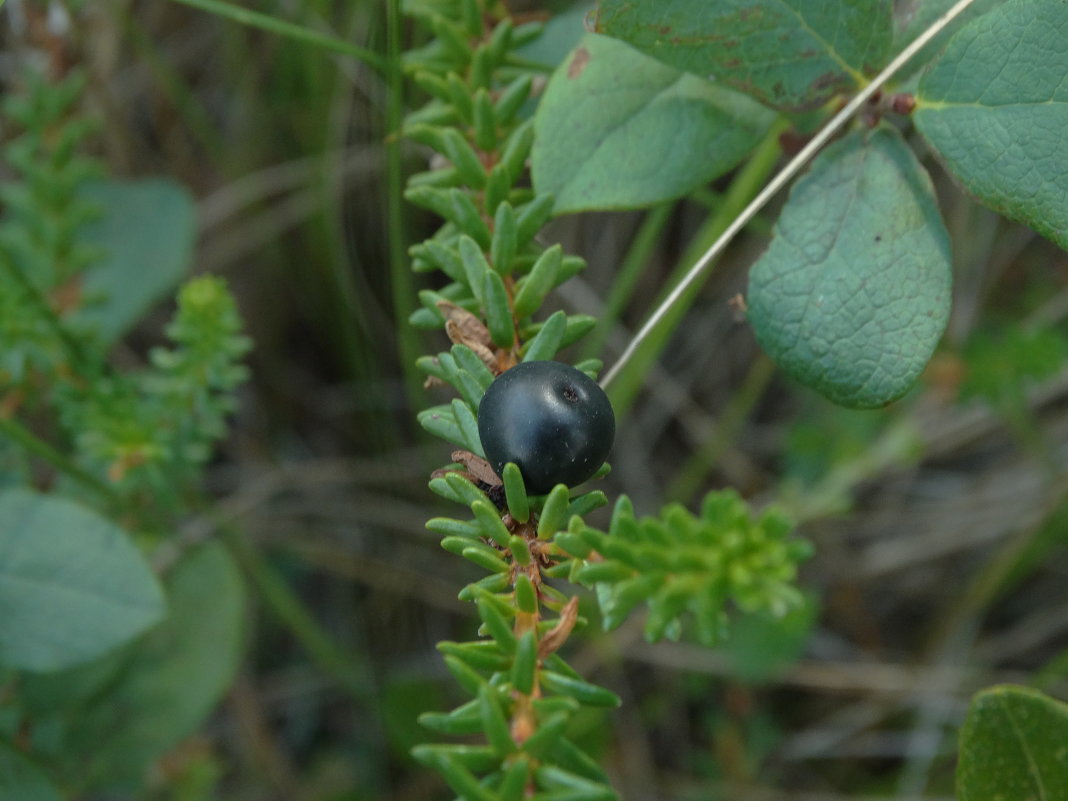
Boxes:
[477,361,615,495]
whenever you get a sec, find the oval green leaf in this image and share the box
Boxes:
[915,0,1068,250]
[532,33,774,213]
[957,685,1068,801]
[0,488,165,672]
[74,178,196,346]
[53,542,246,790]
[889,0,1002,87]
[593,0,892,111]
[747,126,951,408]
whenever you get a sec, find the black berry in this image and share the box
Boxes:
[477,361,615,494]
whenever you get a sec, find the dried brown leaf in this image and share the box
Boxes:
[451,449,501,486]
[538,596,579,658]
[438,300,491,348]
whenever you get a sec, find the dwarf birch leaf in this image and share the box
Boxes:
[915,0,1068,250]
[889,0,1002,86]
[592,0,893,110]
[532,33,774,213]
[957,685,1068,801]
[58,542,246,790]
[747,126,951,408]
[0,488,164,672]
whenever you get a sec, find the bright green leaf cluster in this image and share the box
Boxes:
[416,639,620,801]
[428,476,608,554]
[0,69,249,516]
[421,473,617,801]
[0,70,101,287]
[57,275,250,499]
[144,275,252,458]
[558,490,811,645]
[406,188,592,346]
[402,5,594,354]
[0,70,102,380]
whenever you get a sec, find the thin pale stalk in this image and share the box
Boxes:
[604,121,785,414]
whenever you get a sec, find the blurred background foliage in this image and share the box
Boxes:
[2,0,1068,799]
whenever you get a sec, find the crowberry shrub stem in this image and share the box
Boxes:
[402,2,810,797]
[402,3,623,795]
